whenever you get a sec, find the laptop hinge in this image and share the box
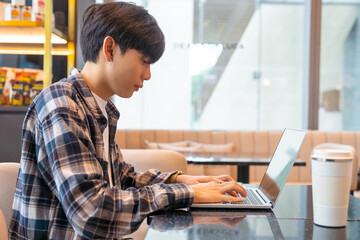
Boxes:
[256,189,273,206]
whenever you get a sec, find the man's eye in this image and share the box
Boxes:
[143,59,150,64]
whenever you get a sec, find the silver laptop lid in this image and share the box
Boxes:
[259,128,306,206]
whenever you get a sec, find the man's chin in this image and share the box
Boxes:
[116,92,134,98]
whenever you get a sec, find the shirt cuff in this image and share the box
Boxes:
[154,170,177,184]
[165,183,194,210]
[164,170,183,184]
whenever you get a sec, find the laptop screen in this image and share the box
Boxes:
[259,128,306,205]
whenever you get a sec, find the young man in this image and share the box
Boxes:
[9,2,246,239]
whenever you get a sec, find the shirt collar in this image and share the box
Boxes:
[92,91,108,119]
[68,68,120,121]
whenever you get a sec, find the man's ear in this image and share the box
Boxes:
[102,36,115,62]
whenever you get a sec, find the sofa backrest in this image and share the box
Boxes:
[116,130,360,154]
[115,130,360,184]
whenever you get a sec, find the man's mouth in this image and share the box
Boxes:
[134,85,143,91]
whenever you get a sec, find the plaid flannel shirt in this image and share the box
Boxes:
[9,71,194,239]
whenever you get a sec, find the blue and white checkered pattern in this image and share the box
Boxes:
[9,71,194,239]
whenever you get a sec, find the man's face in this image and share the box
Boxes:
[104,45,151,98]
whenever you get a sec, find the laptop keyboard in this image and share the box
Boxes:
[225,189,263,205]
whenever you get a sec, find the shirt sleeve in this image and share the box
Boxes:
[39,107,194,239]
[149,212,194,232]
[113,144,179,189]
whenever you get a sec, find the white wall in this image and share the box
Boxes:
[114,0,193,129]
[198,5,305,130]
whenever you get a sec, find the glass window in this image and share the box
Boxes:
[114,0,309,130]
[319,1,360,131]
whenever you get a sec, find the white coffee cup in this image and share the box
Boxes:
[311,148,353,227]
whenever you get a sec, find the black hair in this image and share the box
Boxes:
[80,2,165,64]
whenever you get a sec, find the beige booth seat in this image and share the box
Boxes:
[121,149,187,173]
[0,163,20,229]
[0,209,8,240]
[116,130,360,188]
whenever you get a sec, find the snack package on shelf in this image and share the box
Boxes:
[10,70,25,106]
[34,12,43,22]
[21,6,32,21]
[30,79,43,104]
[22,71,38,105]
[1,67,16,106]
[2,67,43,106]
[24,68,43,104]
[32,0,44,14]
[0,68,7,105]
[0,2,8,21]
[4,4,21,21]
[11,0,25,5]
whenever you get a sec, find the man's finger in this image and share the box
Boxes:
[197,176,223,184]
[229,190,237,198]
[220,182,247,197]
[218,175,235,182]
[213,178,225,184]
[222,195,244,202]
[206,181,218,186]
[213,177,222,182]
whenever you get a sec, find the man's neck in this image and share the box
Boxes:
[81,62,113,101]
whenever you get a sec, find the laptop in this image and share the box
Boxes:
[191,128,306,209]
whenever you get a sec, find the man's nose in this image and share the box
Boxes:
[143,65,151,81]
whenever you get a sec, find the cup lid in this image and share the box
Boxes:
[311,148,353,160]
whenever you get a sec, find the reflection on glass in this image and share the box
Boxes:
[149,210,246,232]
[260,173,281,203]
[259,129,305,203]
[148,210,284,239]
[312,224,346,240]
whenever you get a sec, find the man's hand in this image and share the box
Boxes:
[190,181,247,203]
[193,214,246,227]
[176,174,235,185]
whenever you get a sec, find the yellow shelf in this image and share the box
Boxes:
[0,20,44,27]
[0,0,75,88]
[0,25,67,44]
[0,43,73,55]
